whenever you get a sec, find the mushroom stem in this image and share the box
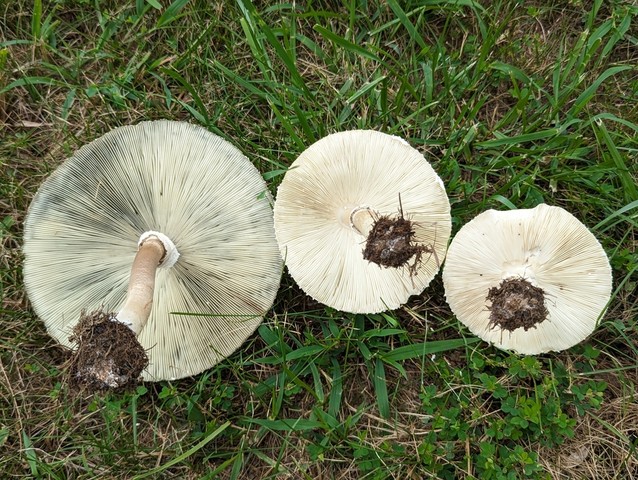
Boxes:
[115,237,166,335]
[342,206,377,236]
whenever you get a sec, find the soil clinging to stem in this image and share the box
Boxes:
[486,277,549,332]
[67,310,148,392]
[363,199,432,276]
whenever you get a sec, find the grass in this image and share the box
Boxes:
[1,0,637,478]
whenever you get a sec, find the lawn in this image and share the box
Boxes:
[1,0,637,478]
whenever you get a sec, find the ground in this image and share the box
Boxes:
[1,0,637,478]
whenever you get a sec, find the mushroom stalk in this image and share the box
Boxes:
[115,237,166,335]
[339,205,377,236]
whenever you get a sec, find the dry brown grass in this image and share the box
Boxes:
[541,393,638,479]
[1,0,636,477]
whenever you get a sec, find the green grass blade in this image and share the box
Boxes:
[159,67,210,123]
[243,418,322,431]
[31,0,42,40]
[157,0,189,28]
[328,358,343,418]
[489,60,536,86]
[0,76,61,95]
[477,118,581,149]
[262,168,289,181]
[588,113,638,134]
[345,76,387,105]
[309,362,325,403]
[593,200,638,232]
[491,195,518,210]
[209,59,282,107]
[313,25,385,66]
[22,431,39,477]
[360,328,405,339]
[269,100,305,150]
[592,118,638,202]
[60,88,76,120]
[386,0,427,51]
[236,1,273,81]
[374,358,390,418]
[283,345,325,361]
[145,0,162,9]
[205,455,241,479]
[132,422,231,479]
[568,65,632,117]
[600,13,631,59]
[476,128,562,148]
[383,338,479,362]
[257,16,312,98]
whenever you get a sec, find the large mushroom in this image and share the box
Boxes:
[442,204,613,354]
[274,130,451,313]
[23,120,282,388]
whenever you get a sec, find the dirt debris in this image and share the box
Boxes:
[363,199,433,276]
[67,309,148,392]
[486,278,548,332]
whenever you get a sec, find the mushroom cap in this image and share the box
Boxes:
[23,120,282,381]
[273,130,451,313]
[442,204,612,354]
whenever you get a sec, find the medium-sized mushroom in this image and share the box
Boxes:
[23,121,283,389]
[442,204,612,354]
[274,130,451,313]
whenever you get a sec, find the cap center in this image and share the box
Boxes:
[486,277,548,332]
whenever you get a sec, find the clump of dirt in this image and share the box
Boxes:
[486,278,548,332]
[363,214,431,276]
[67,310,148,392]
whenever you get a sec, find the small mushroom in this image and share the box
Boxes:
[274,130,451,313]
[23,121,282,388]
[442,204,612,354]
